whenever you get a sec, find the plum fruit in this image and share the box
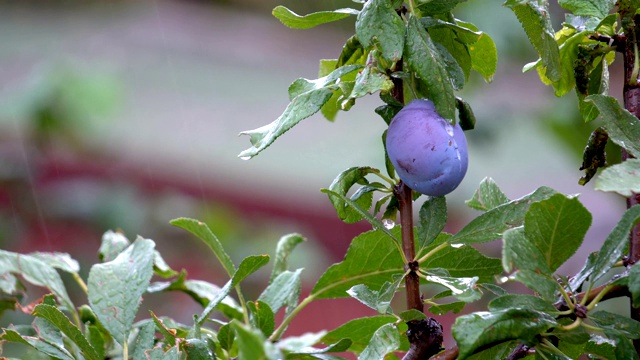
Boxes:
[386,99,468,196]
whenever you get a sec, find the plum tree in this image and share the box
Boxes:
[386,99,468,196]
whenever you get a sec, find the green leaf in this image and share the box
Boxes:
[248,300,275,337]
[260,269,302,316]
[432,41,466,90]
[355,0,405,63]
[584,334,616,360]
[424,274,481,302]
[153,250,178,278]
[272,332,321,352]
[170,217,235,277]
[421,18,482,45]
[348,52,394,99]
[416,0,469,14]
[336,36,367,69]
[87,325,106,360]
[321,189,400,243]
[346,274,403,314]
[466,341,519,360]
[609,331,640,360]
[32,304,100,360]
[488,294,557,313]
[146,345,180,359]
[322,315,397,354]
[421,234,503,282]
[505,0,561,82]
[29,252,79,274]
[456,97,476,130]
[502,227,552,275]
[586,94,640,157]
[569,252,597,292]
[181,338,214,360]
[132,321,156,360]
[0,328,75,360]
[270,233,305,282]
[326,166,379,224]
[595,158,640,196]
[451,186,557,244]
[510,270,558,301]
[231,320,283,360]
[405,15,456,120]
[272,6,358,30]
[427,301,465,315]
[558,0,616,18]
[358,323,401,360]
[198,255,269,324]
[88,237,155,346]
[148,273,243,320]
[239,65,361,159]
[98,230,130,262]
[524,193,592,271]
[591,205,640,282]
[0,250,74,312]
[311,229,404,299]
[451,19,498,83]
[589,311,640,339]
[218,323,235,351]
[466,177,509,211]
[416,196,447,251]
[453,308,557,359]
[399,309,428,322]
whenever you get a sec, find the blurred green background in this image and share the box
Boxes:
[0,0,630,353]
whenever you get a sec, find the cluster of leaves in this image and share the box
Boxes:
[508,0,640,192]
[238,0,498,160]
[3,178,640,359]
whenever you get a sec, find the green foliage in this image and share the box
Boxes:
[5,0,640,359]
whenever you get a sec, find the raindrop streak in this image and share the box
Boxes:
[382,219,395,229]
[153,0,208,206]
[13,114,51,247]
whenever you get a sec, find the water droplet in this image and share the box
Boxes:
[444,123,455,137]
[498,276,509,284]
[450,243,464,248]
[382,219,395,229]
[240,156,251,161]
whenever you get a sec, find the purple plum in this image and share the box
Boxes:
[386,99,468,196]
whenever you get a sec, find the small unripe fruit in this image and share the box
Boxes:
[386,99,468,196]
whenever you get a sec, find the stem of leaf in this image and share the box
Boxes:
[123,342,128,360]
[579,282,593,306]
[557,285,575,312]
[586,283,615,311]
[559,318,582,331]
[72,272,88,295]
[416,242,449,265]
[269,294,316,342]
[374,171,397,188]
[235,288,250,325]
[407,0,416,16]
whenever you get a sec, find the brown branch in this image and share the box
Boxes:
[395,182,423,312]
[621,12,640,355]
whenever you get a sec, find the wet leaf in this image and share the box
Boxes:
[466,177,509,212]
[355,0,405,63]
[595,158,640,196]
[311,229,404,299]
[272,6,358,29]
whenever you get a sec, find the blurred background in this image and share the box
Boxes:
[0,0,630,353]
